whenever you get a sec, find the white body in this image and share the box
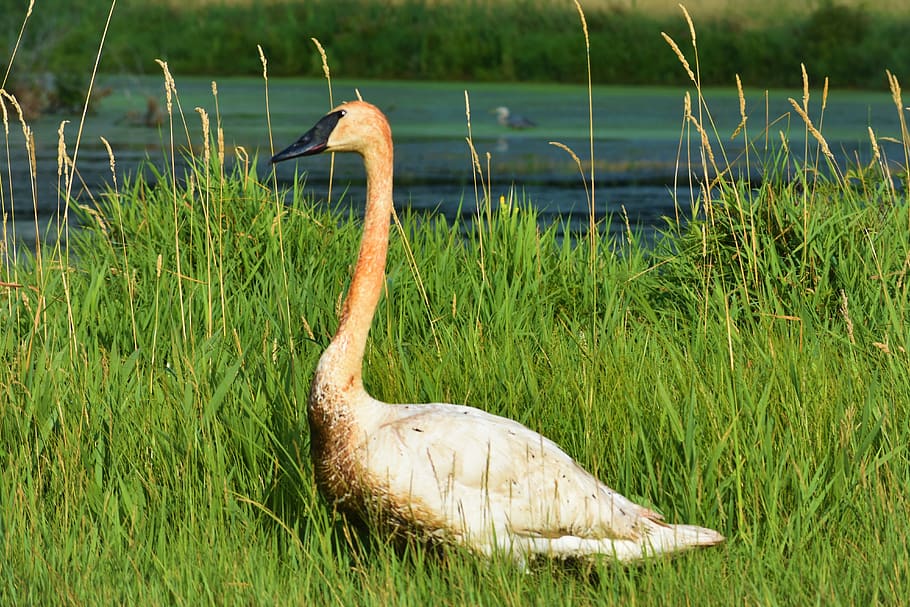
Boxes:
[314,375,720,562]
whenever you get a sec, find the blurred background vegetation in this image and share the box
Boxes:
[3,0,910,118]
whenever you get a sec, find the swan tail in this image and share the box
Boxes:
[639,520,725,556]
[519,520,724,561]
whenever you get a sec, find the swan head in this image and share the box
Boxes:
[271,101,390,163]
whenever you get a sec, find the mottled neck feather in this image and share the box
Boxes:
[320,126,394,393]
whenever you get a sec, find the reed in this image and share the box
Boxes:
[2,3,910,605]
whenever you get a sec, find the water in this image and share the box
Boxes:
[2,75,903,257]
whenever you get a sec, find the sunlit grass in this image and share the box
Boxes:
[3,4,910,605]
[137,0,910,20]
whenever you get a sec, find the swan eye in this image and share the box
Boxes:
[340,110,347,117]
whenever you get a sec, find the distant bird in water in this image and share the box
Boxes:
[271,100,724,565]
[494,106,536,129]
[118,96,163,128]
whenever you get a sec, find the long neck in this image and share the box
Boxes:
[319,139,394,392]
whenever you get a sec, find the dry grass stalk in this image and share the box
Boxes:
[2,90,38,266]
[99,136,116,191]
[302,316,315,341]
[235,146,249,176]
[464,93,485,193]
[259,44,294,350]
[868,127,881,164]
[259,46,293,352]
[210,79,228,336]
[730,74,747,140]
[211,81,225,173]
[573,0,589,48]
[485,152,493,205]
[669,91,692,225]
[801,63,809,112]
[686,105,717,171]
[873,339,907,355]
[573,0,597,339]
[886,70,910,177]
[154,58,188,341]
[155,60,175,116]
[679,87,717,227]
[548,142,583,170]
[63,0,117,224]
[787,98,834,162]
[1,91,32,164]
[464,136,484,182]
[56,120,71,184]
[463,94,486,188]
[897,248,910,290]
[887,70,904,121]
[196,107,211,167]
[572,0,593,193]
[310,38,336,203]
[2,0,34,88]
[839,290,855,345]
[195,106,216,337]
[217,122,225,172]
[737,73,746,120]
[0,92,9,136]
[257,46,274,159]
[390,205,439,352]
[661,33,696,84]
[680,3,697,47]
[464,89,472,137]
[26,126,35,180]
[621,204,633,246]
[257,45,268,79]
[863,126,893,200]
[463,90,487,284]
[549,141,590,208]
[312,38,332,105]
[822,77,829,112]
[155,59,194,159]
[100,135,139,348]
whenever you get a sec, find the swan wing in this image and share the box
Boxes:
[357,402,654,543]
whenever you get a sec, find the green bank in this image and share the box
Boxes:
[5,0,910,117]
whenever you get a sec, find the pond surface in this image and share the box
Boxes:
[2,75,904,256]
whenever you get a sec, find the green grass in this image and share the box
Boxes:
[3,90,910,603]
[3,7,910,605]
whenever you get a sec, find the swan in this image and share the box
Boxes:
[271,101,724,564]
[494,106,536,129]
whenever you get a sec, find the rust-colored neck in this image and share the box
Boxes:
[315,120,394,395]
